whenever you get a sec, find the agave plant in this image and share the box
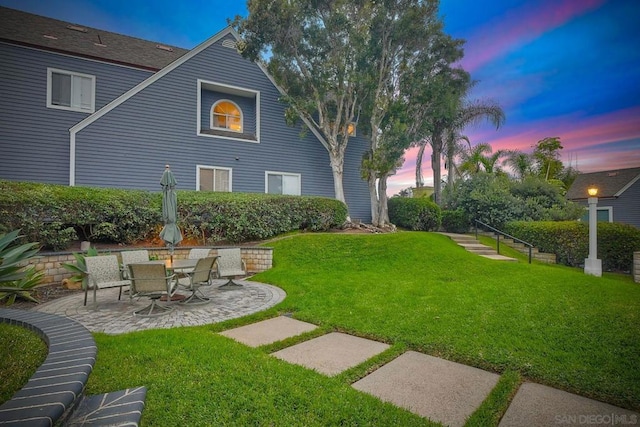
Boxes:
[61,246,98,289]
[0,230,44,305]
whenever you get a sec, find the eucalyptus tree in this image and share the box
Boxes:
[533,136,564,181]
[233,0,371,209]
[358,0,456,226]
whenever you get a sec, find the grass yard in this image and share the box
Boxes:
[0,324,48,404]
[84,232,639,425]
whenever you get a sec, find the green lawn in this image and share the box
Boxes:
[85,232,640,425]
[0,324,47,404]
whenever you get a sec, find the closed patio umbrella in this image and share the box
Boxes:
[159,165,182,261]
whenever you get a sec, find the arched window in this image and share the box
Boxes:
[211,100,242,133]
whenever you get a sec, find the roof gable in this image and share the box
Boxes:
[566,167,640,199]
[0,6,188,70]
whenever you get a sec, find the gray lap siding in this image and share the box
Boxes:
[0,42,151,184]
[74,35,371,221]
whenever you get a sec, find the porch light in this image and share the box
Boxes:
[587,186,598,197]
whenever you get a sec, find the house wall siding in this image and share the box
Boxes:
[574,181,640,228]
[0,42,151,184]
[74,34,372,221]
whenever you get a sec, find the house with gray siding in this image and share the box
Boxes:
[0,6,372,222]
[566,167,640,229]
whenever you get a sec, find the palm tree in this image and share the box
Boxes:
[502,150,533,180]
[459,142,505,176]
[414,98,505,203]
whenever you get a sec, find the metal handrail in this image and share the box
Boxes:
[474,220,534,264]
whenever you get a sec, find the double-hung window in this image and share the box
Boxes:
[47,68,95,113]
[197,165,231,192]
[266,171,301,195]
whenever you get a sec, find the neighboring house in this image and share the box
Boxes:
[566,167,640,228]
[0,6,372,222]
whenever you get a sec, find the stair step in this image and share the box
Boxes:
[64,387,147,427]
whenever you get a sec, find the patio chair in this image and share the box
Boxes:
[173,248,212,275]
[84,255,131,309]
[120,250,150,279]
[177,256,217,304]
[215,248,246,289]
[127,263,177,316]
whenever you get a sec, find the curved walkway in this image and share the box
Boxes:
[33,279,286,335]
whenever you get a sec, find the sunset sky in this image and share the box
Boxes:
[2,0,638,195]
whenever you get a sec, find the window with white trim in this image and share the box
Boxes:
[197,165,232,192]
[47,68,95,113]
[211,100,242,132]
[266,171,301,195]
[580,206,613,222]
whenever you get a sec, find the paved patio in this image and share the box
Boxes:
[32,279,286,335]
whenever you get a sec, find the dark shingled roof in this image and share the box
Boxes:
[566,167,640,200]
[0,6,189,71]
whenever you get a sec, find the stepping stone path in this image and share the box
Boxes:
[220,316,640,426]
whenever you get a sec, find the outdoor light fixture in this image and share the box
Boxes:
[584,186,602,277]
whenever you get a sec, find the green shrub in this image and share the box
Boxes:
[0,180,347,249]
[444,174,582,228]
[388,197,441,231]
[178,192,347,243]
[441,209,470,233]
[505,221,640,272]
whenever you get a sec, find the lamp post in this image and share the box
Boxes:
[584,186,602,277]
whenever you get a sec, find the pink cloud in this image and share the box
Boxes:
[387,106,640,196]
[461,0,607,72]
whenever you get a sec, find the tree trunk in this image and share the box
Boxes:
[368,175,380,227]
[415,142,426,187]
[431,133,443,205]
[377,175,389,227]
[330,155,346,204]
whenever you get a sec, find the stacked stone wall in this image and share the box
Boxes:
[30,246,273,285]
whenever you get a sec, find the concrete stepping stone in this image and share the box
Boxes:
[272,332,390,376]
[219,316,318,347]
[499,382,640,426]
[352,351,500,427]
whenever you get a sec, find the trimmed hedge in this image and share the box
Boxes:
[505,221,640,272]
[441,209,470,233]
[0,180,347,250]
[388,197,442,231]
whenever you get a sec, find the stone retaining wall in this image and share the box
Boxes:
[634,252,640,284]
[30,246,273,285]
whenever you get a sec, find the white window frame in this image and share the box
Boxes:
[596,206,613,222]
[196,165,232,192]
[47,68,96,113]
[581,206,613,222]
[210,99,243,133]
[265,171,301,196]
[197,79,260,143]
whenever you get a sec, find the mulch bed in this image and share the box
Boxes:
[5,283,82,311]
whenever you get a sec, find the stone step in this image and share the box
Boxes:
[64,387,147,427]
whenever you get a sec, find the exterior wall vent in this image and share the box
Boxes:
[94,43,107,47]
[608,172,619,177]
[156,44,174,52]
[43,34,58,40]
[66,24,88,33]
[222,39,237,49]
